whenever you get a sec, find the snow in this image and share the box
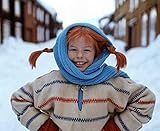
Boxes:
[37,0,57,17]
[0,34,160,130]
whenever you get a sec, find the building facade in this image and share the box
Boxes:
[0,0,62,44]
[100,0,160,50]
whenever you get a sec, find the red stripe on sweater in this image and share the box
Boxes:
[39,97,124,110]
[11,97,31,103]
[39,97,78,108]
[84,98,124,109]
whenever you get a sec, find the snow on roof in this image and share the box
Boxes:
[37,0,57,17]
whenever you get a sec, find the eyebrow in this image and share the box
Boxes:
[68,45,76,48]
[69,45,93,48]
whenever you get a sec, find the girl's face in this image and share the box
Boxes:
[68,37,96,71]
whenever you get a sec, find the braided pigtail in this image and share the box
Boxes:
[29,48,53,69]
[107,46,127,70]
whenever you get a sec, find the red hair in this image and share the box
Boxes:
[29,26,127,70]
[29,48,53,69]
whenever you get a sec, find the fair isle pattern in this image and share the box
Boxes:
[26,112,42,128]
[11,96,33,121]
[35,80,130,95]
[11,87,34,121]
[10,71,156,131]
[130,106,151,120]
[35,80,71,94]
[38,97,125,110]
[128,86,147,104]
[17,104,33,121]
[21,87,33,100]
[102,82,130,95]
[11,99,33,121]
[53,113,108,122]
[130,86,155,105]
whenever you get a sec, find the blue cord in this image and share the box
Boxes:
[78,86,83,111]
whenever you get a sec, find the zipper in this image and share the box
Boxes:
[78,85,84,111]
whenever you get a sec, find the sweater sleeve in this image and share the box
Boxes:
[114,78,156,131]
[10,83,49,131]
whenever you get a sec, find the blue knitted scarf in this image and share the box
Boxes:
[54,23,129,86]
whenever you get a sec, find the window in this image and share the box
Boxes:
[37,26,40,41]
[15,22,22,39]
[114,24,119,37]
[129,0,134,12]
[135,0,139,9]
[116,1,119,9]
[15,0,21,17]
[119,0,123,6]
[36,8,40,20]
[2,0,9,11]
[118,19,126,37]
[37,8,45,22]
[141,13,148,46]
[120,18,126,37]
[27,1,32,15]
[149,8,157,42]
[36,8,41,21]
[3,20,11,40]
[37,25,44,41]
[41,27,44,41]
[45,14,49,24]
[40,10,44,22]
[33,6,36,17]
[45,29,50,40]
[118,21,121,37]
[129,0,139,12]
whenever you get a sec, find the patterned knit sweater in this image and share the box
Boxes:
[11,70,156,131]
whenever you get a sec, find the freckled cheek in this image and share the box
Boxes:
[68,52,75,60]
[88,53,95,59]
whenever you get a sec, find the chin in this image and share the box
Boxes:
[79,68,85,72]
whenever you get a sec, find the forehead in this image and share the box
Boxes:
[68,37,96,47]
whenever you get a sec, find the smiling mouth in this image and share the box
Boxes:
[74,61,86,67]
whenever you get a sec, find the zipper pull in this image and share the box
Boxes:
[78,86,83,111]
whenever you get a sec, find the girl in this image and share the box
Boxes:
[11,23,155,131]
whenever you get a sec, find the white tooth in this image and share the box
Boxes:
[77,62,84,65]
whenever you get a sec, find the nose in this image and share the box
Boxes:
[77,51,83,58]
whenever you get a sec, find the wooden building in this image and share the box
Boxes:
[99,0,160,50]
[0,0,62,44]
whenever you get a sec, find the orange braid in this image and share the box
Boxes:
[29,48,53,69]
[107,46,127,70]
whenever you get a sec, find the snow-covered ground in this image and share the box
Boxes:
[0,35,160,130]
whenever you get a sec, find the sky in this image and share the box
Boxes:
[39,0,115,27]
